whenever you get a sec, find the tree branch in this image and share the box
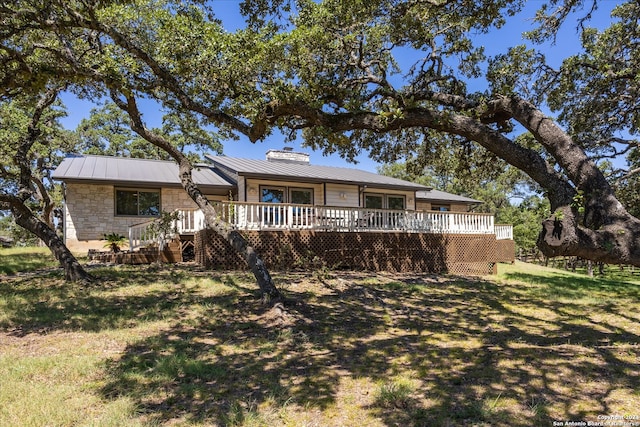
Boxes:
[15,87,59,201]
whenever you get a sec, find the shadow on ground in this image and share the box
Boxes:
[2,265,639,426]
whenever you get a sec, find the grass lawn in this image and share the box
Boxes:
[0,246,60,275]
[0,257,639,426]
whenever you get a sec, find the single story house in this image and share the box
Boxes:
[52,150,513,273]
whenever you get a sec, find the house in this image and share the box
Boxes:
[52,154,234,252]
[52,151,513,273]
[415,189,481,212]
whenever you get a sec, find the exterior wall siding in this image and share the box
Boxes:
[64,183,117,246]
[450,203,470,212]
[324,183,359,207]
[161,187,199,212]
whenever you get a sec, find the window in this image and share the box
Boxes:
[115,189,160,216]
[364,194,384,209]
[261,187,286,203]
[290,188,313,205]
[261,186,313,204]
[364,194,405,210]
[387,195,405,210]
[432,204,450,211]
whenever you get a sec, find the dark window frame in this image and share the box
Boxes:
[431,204,451,212]
[364,193,406,210]
[289,187,314,205]
[387,195,406,210]
[114,188,161,217]
[364,193,384,209]
[259,185,314,205]
[260,186,286,204]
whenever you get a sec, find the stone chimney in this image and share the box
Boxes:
[265,147,310,165]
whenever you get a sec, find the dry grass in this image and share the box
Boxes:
[1,260,639,426]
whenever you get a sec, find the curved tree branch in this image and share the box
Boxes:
[110,90,282,303]
[253,95,640,266]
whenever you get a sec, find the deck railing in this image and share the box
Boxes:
[176,208,205,233]
[128,219,159,251]
[495,224,514,240]
[212,201,500,235]
[129,205,513,250]
[128,209,206,251]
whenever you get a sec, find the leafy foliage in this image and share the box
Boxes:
[103,233,128,253]
[2,0,640,265]
[0,94,72,228]
[76,102,222,161]
[147,210,181,250]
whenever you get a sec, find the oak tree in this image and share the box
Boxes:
[240,0,640,266]
[0,90,90,281]
[2,0,639,274]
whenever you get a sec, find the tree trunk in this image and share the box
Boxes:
[203,208,281,302]
[3,87,89,282]
[112,92,281,302]
[10,198,91,282]
[181,169,281,302]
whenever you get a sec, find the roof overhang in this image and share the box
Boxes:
[52,155,235,193]
[237,171,428,192]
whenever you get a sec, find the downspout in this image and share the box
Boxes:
[359,185,367,207]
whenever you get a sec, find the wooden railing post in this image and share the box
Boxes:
[211,201,509,236]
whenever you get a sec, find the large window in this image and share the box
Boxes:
[261,186,313,204]
[115,189,160,216]
[387,195,405,210]
[261,187,285,204]
[364,193,405,210]
[364,194,384,209]
[290,188,313,205]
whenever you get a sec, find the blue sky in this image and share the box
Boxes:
[58,1,619,173]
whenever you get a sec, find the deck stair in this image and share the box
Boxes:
[138,237,183,263]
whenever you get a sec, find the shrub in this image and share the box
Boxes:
[103,233,127,253]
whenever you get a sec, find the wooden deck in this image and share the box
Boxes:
[125,205,515,270]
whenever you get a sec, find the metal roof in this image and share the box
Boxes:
[52,155,234,189]
[52,155,479,204]
[416,189,482,205]
[205,155,430,191]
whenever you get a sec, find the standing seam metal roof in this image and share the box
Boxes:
[205,155,430,191]
[52,155,479,205]
[52,155,234,188]
[415,189,482,205]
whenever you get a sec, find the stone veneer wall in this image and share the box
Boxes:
[195,230,509,275]
[63,183,199,252]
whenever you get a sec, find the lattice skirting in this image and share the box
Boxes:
[496,239,516,264]
[195,230,514,275]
